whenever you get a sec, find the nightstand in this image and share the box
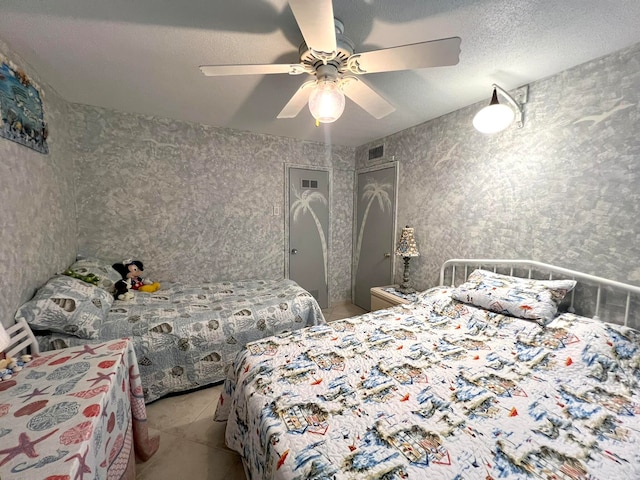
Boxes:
[370,285,411,311]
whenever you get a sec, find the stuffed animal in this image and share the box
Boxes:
[62,268,100,285]
[113,278,134,301]
[112,259,160,300]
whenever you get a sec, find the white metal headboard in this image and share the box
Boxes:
[440,259,640,327]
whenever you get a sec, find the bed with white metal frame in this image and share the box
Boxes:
[220,258,640,479]
[440,258,640,327]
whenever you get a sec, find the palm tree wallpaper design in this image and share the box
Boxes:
[354,179,393,276]
[290,186,328,285]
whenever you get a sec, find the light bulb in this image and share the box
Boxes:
[473,103,515,134]
[308,80,345,124]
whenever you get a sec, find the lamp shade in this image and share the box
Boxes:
[0,323,10,352]
[473,104,514,134]
[473,88,515,134]
[308,79,345,124]
[395,226,420,257]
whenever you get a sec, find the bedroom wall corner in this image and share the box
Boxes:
[66,105,356,306]
[355,40,640,291]
[0,36,78,329]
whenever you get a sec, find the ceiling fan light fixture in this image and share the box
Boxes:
[308,78,345,124]
[199,2,462,124]
[473,84,528,134]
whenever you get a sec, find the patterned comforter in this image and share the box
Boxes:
[217,287,640,479]
[36,278,325,403]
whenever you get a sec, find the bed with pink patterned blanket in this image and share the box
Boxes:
[0,339,159,479]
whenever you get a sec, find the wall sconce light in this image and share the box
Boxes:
[473,84,528,134]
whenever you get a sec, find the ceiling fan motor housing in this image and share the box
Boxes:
[298,18,354,75]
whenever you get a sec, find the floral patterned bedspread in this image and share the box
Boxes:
[218,287,640,480]
[36,278,324,403]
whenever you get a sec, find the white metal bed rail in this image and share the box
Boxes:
[440,259,640,326]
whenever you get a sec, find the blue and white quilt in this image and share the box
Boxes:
[218,287,640,479]
[36,278,325,403]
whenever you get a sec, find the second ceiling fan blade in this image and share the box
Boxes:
[200,64,307,76]
[347,37,461,74]
[277,80,316,119]
[341,76,395,119]
[288,0,337,60]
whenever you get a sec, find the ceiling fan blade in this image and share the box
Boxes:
[341,76,395,119]
[347,37,461,74]
[200,64,307,76]
[288,0,337,60]
[277,80,316,119]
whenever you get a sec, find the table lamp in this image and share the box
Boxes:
[395,225,420,294]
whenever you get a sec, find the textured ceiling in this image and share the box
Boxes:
[1,0,640,147]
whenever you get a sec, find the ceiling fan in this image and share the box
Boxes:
[199,0,461,124]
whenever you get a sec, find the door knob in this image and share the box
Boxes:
[291,248,298,254]
[384,252,391,258]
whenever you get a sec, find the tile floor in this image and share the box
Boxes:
[136,301,366,480]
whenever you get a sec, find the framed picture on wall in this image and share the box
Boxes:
[0,61,48,154]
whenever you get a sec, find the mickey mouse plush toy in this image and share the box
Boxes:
[112,259,161,300]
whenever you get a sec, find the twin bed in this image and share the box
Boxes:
[15,258,325,403]
[215,259,640,479]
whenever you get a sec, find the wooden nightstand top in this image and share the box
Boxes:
[370,285,411,304]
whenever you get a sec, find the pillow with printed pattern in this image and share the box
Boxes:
[67,257,122,293]
[450,269,576,325]
[15,275,113,339]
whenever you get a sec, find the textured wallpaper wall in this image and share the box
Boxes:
[0,39,77,328]
[67,105,356,304]
[3,32,638,321]
[356,42,640,293]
